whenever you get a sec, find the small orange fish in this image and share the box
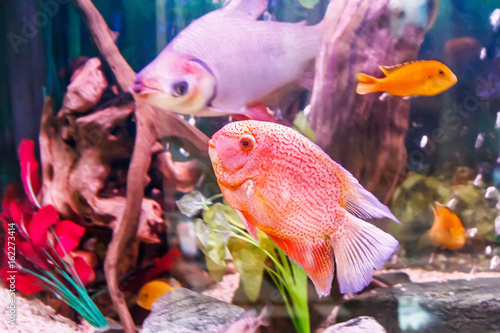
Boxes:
[208,120,399,296]
[356,60,457,98]
[429,202,465,250]
[137,279,178,310]
[444,37,483,62]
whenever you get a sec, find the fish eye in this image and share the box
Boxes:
[172,80,189,97]
[438,70,445,76]
[239,135,255,150]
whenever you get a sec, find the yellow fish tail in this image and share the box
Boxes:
[356,73,379,95]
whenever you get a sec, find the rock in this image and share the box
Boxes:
[323,316,387,333]
[142,288,246,333]
[373,272,411,286]
[337,277,500,333]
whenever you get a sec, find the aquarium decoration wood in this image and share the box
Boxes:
[309,0,439,204]
[66,1,210,331]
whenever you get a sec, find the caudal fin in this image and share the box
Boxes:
[331,214,399,294]
[356,73,379,95]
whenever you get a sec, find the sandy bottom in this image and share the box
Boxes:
[0,287,94,333]
[376,267,500,283]
[3,267,499,332]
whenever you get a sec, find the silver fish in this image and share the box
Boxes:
[133,0,323,119]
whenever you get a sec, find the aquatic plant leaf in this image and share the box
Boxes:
[207,231,227,266]
[0,267,43,295]
[176,191,207,217]
[194,218,210,252]
[298,0,320,9]
[220,201,245,229]
[72,256,95,286]
[205,254,226,282]
[143,249,182,282]
[401,173,425,190]
[53,220,86,255]
[452,184,481,205]
[202,203,232,242]
[228,237,268,302]
[29,205,58,249]
[193,217,227,267]
[17,240,49,270]
[293,111,316,142]
[18,140,42,206]
[2,185,33,229]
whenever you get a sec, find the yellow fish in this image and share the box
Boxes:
[429,202,465,250]
[137,279,178,310]
[356,60,457,98]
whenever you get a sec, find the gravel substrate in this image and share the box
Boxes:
[0,287,94,333]
[376,267,500,283]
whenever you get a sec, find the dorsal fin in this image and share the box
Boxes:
[223,0,268,19]
[328,159,400,223]
[379,60,423,75]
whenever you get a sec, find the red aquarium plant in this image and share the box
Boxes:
[0,140,107,328]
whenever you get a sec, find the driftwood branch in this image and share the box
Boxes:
[71,0,209,331]
[310,0,438,204]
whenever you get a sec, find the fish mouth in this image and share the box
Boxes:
[132,78,163,96]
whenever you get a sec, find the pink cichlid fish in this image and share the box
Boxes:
[132,0,323,120]
[208,120,400,296]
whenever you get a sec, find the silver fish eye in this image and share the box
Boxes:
[172,80,189,97]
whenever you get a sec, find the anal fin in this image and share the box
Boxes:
[234,209,260,242]
[379,92,389,101]
[268,235,334,297]
[331,214,399,294]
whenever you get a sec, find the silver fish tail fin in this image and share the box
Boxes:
[331,214,399,294]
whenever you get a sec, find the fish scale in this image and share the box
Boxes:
[209,121,400,296]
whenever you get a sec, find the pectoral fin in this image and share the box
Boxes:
[234,209,260,242]
[379,92,389,101]
[268,235,334,297]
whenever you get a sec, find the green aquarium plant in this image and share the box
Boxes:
[0,140,108,328]
[391,170,499,253]
[177,191,310,333]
